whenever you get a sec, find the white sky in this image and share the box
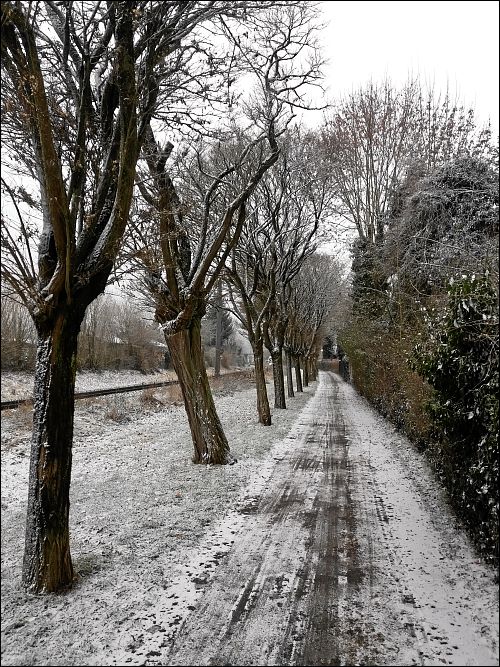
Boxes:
[316,0,499,133]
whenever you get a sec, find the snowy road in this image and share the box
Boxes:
[155,370,498,666]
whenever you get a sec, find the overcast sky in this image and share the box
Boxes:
[316,0,499,133]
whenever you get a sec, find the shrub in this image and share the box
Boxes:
[412,273,499,559]
[340,316,434,448]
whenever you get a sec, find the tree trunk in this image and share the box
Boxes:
[167,317,232,464]
[214,279,222,377]
[303,356,310,387]
[271,348,286,409]
[285,348,294,398]
[252,339,271,425]
[294,355,303,393]
[23,310,83,594]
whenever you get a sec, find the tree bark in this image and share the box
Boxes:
[285,348,294,398]
[271,348,286,409]
[303,356,310,387]
[294,355,303,393]
[167,317,232,464]
[252,339,271,426]
[23,310,83,593]
[214,279,222,377]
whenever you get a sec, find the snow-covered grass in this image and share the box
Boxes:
[1,372,316,666]
[2,370,498,666]
[0,366,240,401]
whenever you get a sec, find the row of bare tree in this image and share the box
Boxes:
[1,1,337,594]
[1,0,495,596]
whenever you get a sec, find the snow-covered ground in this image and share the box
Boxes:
[1,371,498,666]
[1,369,172,401]
[1,372,314,665]
[0,367,239,401]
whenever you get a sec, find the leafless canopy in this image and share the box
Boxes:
[321,79,495,244]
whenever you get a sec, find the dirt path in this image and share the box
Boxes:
[146,370,498,666]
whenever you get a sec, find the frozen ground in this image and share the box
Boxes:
[0,366,236,401]
[1,371,312,665]
[1,371,498,666]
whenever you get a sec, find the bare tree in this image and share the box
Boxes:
[1,293,36,370]
[126,3,325,456]
[227,208,278,425]
[1,1,144,593]
[76,294,125,370]
[225,137,313,418]
[261,127,332,405]
[1,0,275,594]
[283,254,343,387]
[128,129,280,459]
[322,79,495,244]
[227,126,331,415]
[201,283,234,371]
[78,295,107,370]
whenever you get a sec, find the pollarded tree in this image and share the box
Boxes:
[1,0,279,594]
[125,3,325,459]
[261,127,333,406]
[227,138,320,419]
[226,208,278,425]
[133,129,278,463]
[1,1,143,594]
[228,126,332,415]
[301,255,342,382]
[286,254,342,385]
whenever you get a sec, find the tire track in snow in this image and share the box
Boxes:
[110,371,498,666]
[156,372,420,665]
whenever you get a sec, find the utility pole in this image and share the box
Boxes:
[214,279,223,377]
